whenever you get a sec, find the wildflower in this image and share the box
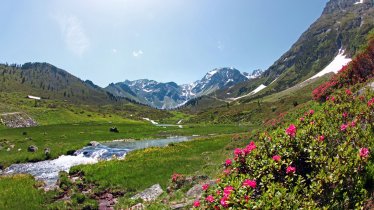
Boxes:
[318,135,325,142]
[340,124,348,131]
[359,148,369,158]
[223,186,234,196]
[224,169,231,175]
[345,89,352,95]
[350,121,356,127]
[202,184,209,191]
[244,195,250,202]
[220,196,229,207]
[329,96,335,102]
[309,110,314,115]
[244,141,256,154]
[285,124,297,137]
[272,155,281,162]
[286,166,296,174]
[234,148,243,157]
[215,178,221,184]
[342,112,348,118]
[368,98,374,106]
[206,195,215,203]
[216,190,221,196]
[225,159,232,166]
[193,200,200,207]
[299,117,305,122]
[171,173,182,182]
[242,179,256,189]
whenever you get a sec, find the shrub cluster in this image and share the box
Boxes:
[197,86,373,209]
[313,39,374,101]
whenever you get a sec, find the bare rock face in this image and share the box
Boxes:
[131,184,163,202]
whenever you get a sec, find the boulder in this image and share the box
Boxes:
[109,127,119,133]
[186,180,215,198]
[28,145,38,152]
[44,148,51,155]
[131,184,163,202]
[88,141,100,146]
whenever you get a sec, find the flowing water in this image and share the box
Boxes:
[3,136,193,188]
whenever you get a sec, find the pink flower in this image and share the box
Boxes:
[202,184,209,191]
[224,169,231,175]
[286,166,296,174]
[342,112,348,118]
[242,179,256,189]
[350,121,356,127]
[216,190,221,196]
[345,89,352,95]
[206,195,215,203]
[340,124,348,131]
[220,196,229,207]
[318,135,325,142]
[309,110,314,115]
[244,195,250,202]
[299,117,304,122]
[285,124,297,137]
[244,141,256,154]
[234,148,243,157]
[225,159,232,166]
[272,155,281,162]
[368,98,374,107]
[329,96,335,102]
[223,186,234,196]
[193,200,200,207]
[359,148,369,158]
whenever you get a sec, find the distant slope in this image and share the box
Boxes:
[0,62,118,105]
[218,0,374,100]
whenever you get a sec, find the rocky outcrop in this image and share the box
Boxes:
[131,184,163,202]
[0,112,37,128]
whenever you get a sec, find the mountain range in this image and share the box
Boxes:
[105,68,262,109]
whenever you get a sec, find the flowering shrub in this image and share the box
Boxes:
[313,38,374,101]
[198,84,373,209]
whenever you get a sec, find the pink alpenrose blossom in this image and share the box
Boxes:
[220,196,229,207]
[193,200,200,207]
[225,159,232,166]
[202,184,209,191]
[272,155,281,162]
[285,124,297,137]
[340,124,348,131]
[345,89,352,95]
[223,186,234,196]
[286,166,296,174]
[309,109,315,115]
[206,195,215,203]
[359,148,369,158]
[242,179,256,189]
[342,112,348,118]
[368,98,374,106]
[318,135,325,142]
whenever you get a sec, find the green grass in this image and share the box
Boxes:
[72,135,243,191]
[0,175,47,210]
[0,122,250,168]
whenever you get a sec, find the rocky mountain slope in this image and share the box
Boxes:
[216,0,374,100]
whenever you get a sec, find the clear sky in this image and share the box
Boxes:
[0,0,328,87]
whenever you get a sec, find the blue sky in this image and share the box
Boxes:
[0,0,327,87]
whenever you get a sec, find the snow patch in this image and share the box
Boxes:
[306,49,351,81]
[230,84,267,101]
[251,84,267,94]
[142,118,159,125]
[354,0,364,4]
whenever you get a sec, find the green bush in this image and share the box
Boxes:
[198,85,373,209]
